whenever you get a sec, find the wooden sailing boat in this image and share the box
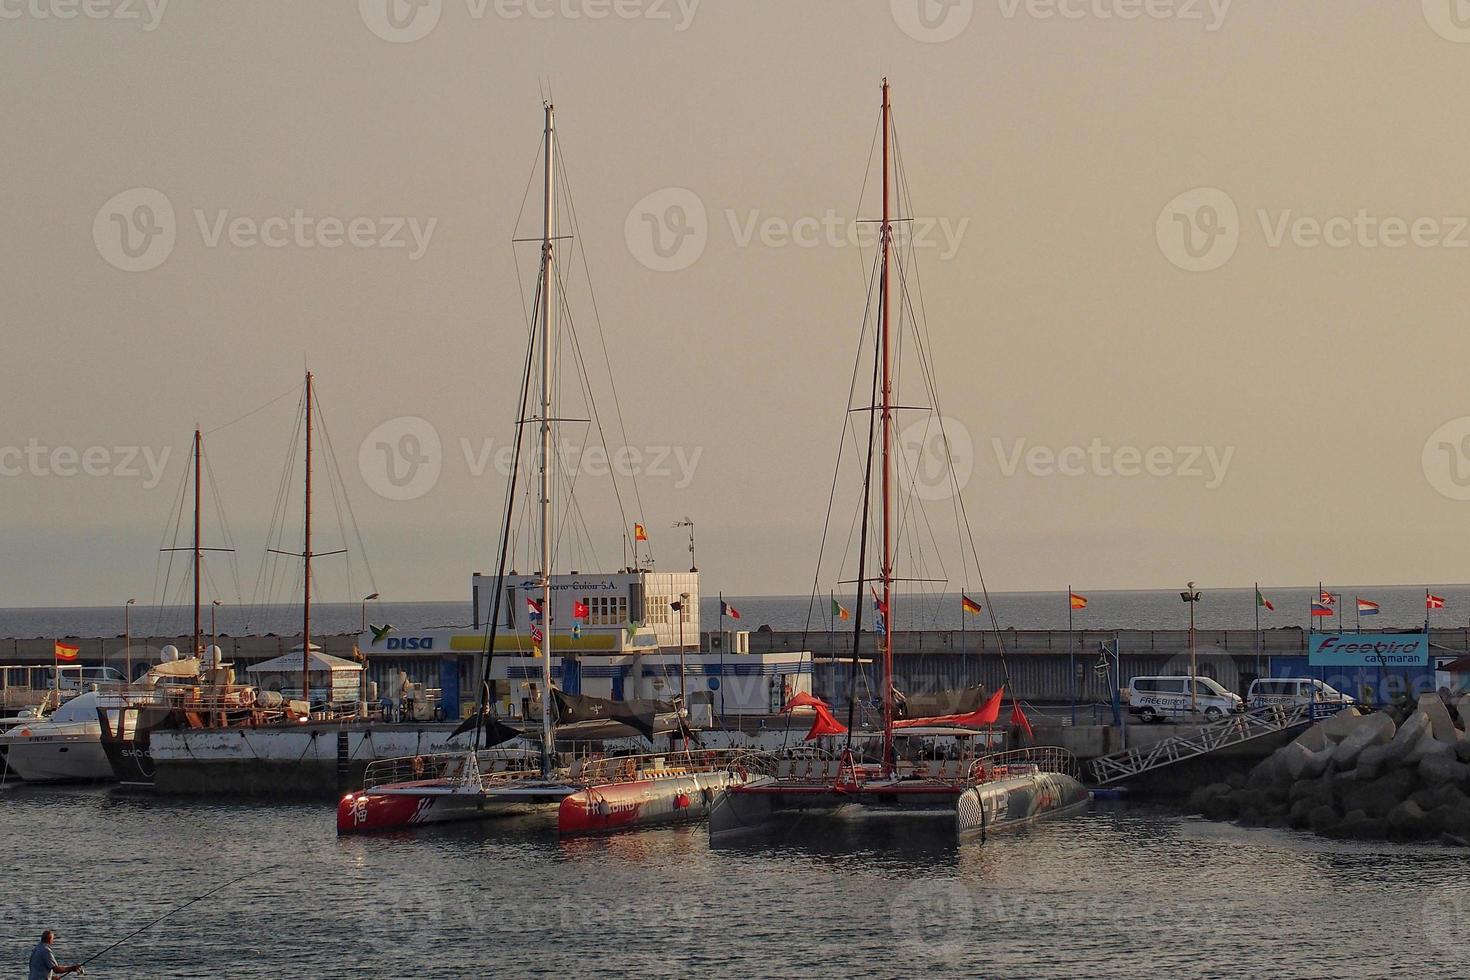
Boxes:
[96,428,252,784]
[710,79,1088,840]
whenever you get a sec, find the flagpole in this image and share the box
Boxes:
[1355,598,1360,633]
[718,591,726,718]
[1254,582,1261,680]
[1068,584,1076,726]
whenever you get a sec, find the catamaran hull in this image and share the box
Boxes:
[955,772,1090,838]
[337,781,578,835]
[558,770,742,835]
[708,778,965,838]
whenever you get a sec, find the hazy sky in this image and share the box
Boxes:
[7,1,1470,608]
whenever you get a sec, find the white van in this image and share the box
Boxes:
[1126,675,1244,723]
[1247,677,1355,711]
[43,666,127,691]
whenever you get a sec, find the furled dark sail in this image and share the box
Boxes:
[551,691,669,739]
[451,705,523,747]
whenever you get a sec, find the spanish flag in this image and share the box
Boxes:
[1069,592,1088,610]
[633,523,648,542]
[54,641,80,662]
[960,594,982,615]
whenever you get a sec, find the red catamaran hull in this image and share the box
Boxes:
[558,770,742,836]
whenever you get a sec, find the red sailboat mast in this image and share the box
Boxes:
[879,77,896,777]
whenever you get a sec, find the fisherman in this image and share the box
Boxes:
[28,931,83,979]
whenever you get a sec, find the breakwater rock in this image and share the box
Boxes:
[1189,694,1470,843]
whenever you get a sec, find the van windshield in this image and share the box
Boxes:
[1195,677,1229,696]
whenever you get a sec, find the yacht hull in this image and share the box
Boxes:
[337,779,578,835]
[558,769,742,835]
[955,771,1090,838]
[1,726,114,783]
[709,777,965,838]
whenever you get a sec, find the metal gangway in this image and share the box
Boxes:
[1088,701,1352,786]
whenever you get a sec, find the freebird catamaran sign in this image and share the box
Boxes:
[1308,633,1429,668]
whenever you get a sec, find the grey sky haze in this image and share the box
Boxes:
[6,1,1470,607]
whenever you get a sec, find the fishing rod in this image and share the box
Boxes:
[78,863,281,970]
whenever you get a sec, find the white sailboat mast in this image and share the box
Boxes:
[538,101,557,773]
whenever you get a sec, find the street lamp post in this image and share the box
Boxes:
[124,598,136,685]
[362,592,380,634]
[677,591,690,707]
[1180,582,1202,716]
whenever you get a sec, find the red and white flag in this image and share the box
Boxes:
[1428,594,1446,610]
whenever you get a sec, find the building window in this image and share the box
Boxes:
[646,595,670,625]
[585,596,627,626]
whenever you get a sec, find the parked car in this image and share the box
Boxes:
[1125,675,1244,723]
[1247,677,1355,711]
[43,665,127,691]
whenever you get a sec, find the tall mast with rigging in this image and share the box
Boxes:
[302,371,314,711]
[537,101,557,774]
[879,78,896,776]
[192,428,203,657]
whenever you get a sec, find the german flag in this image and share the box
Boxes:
[54,641,80,662]
[960,594,982,615]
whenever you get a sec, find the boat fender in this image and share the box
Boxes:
[675,793,691,809]
[412,755,425,777]
[596,798,611,817]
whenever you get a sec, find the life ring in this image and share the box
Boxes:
[412,755,425,777]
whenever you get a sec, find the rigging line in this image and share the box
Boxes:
[314,392,381,602]
[247,390,304,631]
[149,440,194,635]
[850,107,884,290]
[474,263,543,745]
[803,241,884,637]
[202,383,301,437]
[253,399,302,627]
[202,442,244,609]
[510,125,548,332]
[554,248,633,561]
[889,134,1012,685]
[557,138,649,544]
[845,284,885,746]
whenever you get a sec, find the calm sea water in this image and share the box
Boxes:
[8,585,1469,639]
[2,785,1466,979]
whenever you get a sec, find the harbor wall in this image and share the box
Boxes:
[3,627,1459,710]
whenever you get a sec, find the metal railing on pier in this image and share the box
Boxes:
[1088,701,1352,786]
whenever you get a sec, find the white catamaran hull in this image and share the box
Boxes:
[956,770,1090,837]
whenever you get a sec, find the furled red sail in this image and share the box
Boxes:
[892,688,1003,730]
[803,703,849,740]
[780,692,830,713]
